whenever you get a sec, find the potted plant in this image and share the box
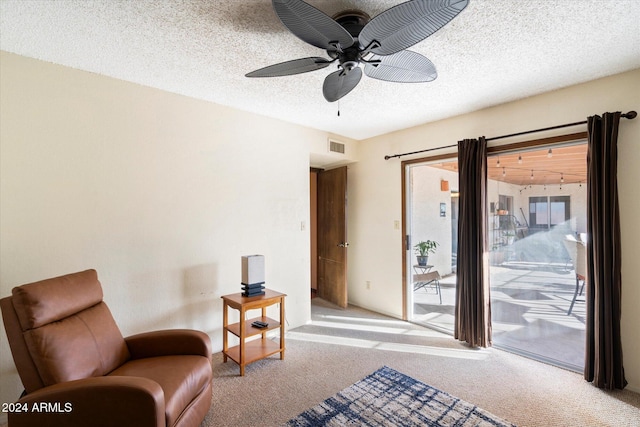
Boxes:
[504,230,516,245]
[413,240,439,266]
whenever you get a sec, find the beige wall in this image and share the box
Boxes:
[0,51,331,409]
[348,69,640,391]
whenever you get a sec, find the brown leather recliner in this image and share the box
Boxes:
[1,269,213,427]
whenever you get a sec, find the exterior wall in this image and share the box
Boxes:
[409,165,458,276]
[489,181,587,247]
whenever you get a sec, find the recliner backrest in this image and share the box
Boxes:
[2,269,130,391]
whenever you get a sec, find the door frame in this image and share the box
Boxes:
[313,166,348,308]
[401,153,456,320]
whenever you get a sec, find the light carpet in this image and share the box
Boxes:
[204,298,640,427]
[285,366,515,427]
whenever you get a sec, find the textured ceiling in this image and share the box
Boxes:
[1,0,639,140]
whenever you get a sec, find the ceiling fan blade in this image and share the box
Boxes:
[364,50,437,83]
[272,0,354,51]
[359,0,469,56]
[323,68,363,102]
[246,57,332,77]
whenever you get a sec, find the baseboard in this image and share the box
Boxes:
[347,302,403,321]
[626,383,640,394]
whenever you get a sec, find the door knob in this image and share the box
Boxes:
[337,242,350,248]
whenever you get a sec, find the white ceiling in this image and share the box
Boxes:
[1,0,639,140]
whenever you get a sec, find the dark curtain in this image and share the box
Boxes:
[455,137,491,347]
[584,112,627,389]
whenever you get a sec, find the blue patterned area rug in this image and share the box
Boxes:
[285,366,516,427]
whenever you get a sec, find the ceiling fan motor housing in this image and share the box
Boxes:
[339,47,362,72]
[331,10,371,72]
[332,10,370,38]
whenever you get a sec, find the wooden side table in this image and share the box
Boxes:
[221,289,286,376]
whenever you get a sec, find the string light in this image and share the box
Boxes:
[490,153,584,185]
[492,165,582,186]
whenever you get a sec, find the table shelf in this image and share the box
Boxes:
[221,289,286,376]
[226,316,281,338]
[224,339,282,365]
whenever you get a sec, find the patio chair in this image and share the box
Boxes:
[413,271,442,304]
[562,236,586,315]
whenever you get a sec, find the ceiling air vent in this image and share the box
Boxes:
[328,139,346,154]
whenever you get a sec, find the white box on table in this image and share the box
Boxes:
[241,255,265,285]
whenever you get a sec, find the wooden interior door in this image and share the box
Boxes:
[317,166,348,308]
[310,170,318,292]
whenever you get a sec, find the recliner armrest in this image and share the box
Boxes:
[8,376,165,427]
[125,329,212,361]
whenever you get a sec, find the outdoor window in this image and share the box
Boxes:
[529,196,570,229]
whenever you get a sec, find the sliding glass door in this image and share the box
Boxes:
[487,143,587,371]
[405,157,458,333]
[404,141,587,372]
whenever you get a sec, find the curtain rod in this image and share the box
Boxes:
[384,110,637,160]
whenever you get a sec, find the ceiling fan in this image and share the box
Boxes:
[246,0,469,102]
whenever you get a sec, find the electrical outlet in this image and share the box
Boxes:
[300,221,306,231]
[366,281,371,290]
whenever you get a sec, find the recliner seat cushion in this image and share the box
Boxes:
[108,355,212,427]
